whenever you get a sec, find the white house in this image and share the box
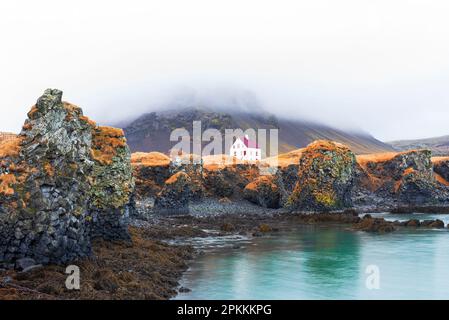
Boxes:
[230,135,261,161]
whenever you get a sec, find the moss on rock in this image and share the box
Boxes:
[243,176,280,208]
[0,89,134,265]
[286,140,356,211]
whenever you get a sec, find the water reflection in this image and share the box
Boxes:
[300,227,360,298]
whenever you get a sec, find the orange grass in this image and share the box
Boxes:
[131,152,171,167]
[0,137,23,158]
[0,173,16,195]
[91,126,126,165]
[435,173,449,186]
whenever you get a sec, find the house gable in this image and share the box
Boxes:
[230,136,261,161]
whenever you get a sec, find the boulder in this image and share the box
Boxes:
[286,140,356,211]
[420,219,445,228]
[155,172,195,211]
[243,176,281,208]
[428,219,444,228]
[353,215,396,233]
[404,219,420,227]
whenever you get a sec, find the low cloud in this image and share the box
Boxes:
[1,0,449,141]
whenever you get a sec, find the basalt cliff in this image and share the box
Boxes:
[0,89,133,265]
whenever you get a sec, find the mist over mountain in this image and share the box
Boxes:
[114,86,280,128]
[118,90,394,155]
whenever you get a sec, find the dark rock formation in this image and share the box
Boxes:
[286,140,356,211]
[353,215,396,233]
[243,176,281,208]
[354,150,449,208]
[203,170,234,198]
[169,157,204,201]
[393,219,445,228]
[274,164,300,207]
[89,126,134,241]
[155,172,197,213]
[130,140,449,216]
[132,152,172,200]
[0,89,134,265]
[434,158,449,183]
[130,152,265,216]
[203,163,260,198]
[404,219,420,227]
[421,219,444,228]
[394,151,439,204]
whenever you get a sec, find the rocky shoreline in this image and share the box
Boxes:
[0,224,195,300]
[2,89,449,300]
[1,208,449,299]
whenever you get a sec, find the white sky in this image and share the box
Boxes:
[1,0,449,141]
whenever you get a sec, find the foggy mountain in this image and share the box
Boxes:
[120,105,394,156]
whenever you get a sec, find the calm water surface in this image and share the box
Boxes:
[175,213,449,299]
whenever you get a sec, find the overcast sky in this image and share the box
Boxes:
[1,0,449,141]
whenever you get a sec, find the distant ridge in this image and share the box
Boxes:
[121,107,394,155]
[388,135,449,156]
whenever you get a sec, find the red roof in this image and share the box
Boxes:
[243,136,258,148]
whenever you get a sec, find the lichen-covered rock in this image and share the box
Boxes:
[0,89,94,264]
[243,176,280,208]
[129,152,173,219]
[169,155,204,200]
[377,151,437,205]
[286,140,356,211]
[433,158,449,185]
[89,126,134,241]
[398,167,436,204]
[130,153,206,216]
[203,163,260,199]
[355,150,449,207]
[155,172,195,213]
[203,170,234,198]
[273,164,300,206]
[131,152,171,199]
[0,89,134,265]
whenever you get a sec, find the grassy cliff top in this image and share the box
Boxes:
[131,152,171,167]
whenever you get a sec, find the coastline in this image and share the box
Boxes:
[1,206,449,300]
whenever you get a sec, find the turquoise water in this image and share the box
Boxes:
[175,213,449,300]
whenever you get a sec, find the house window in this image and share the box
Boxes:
[256,152,258,156]
[234,151,236,156]
[244,151,246,156]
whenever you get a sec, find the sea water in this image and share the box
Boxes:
[175,213,449,300]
